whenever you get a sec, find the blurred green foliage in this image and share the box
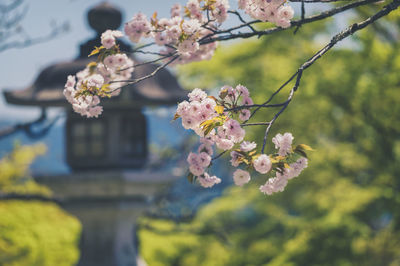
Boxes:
[0,144,81,266]
[138,8,400,266]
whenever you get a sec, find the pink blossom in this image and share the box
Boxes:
[198,144,214,156]
[215,138,234,150]
[242,96,254,106]
[272,132,294,156]
[87,106,103,118]
[182,19,201,35]
[177,40,200,55]
[253,154,272,174]
[65,75,76,88]
[239,109,251,121]
[198,173,221,188]
[170,3,182,17]
[233,169,251,186]
[286,157,308,179]
[182,115,198,129]
[188,88,207,102]
[190,164,205,176]
[101,30,123,49]
[277,6,294,20]
[199,152,212,167]
[240,141,257,152]
[177,101,190,116]
[259,172,288,195]
[86,74,104,88]
[236,84,249,97]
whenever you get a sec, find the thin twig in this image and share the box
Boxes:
[259,0,400,153]
[109,55,180,92]
[201,0,380,44]
[294,0,306,34]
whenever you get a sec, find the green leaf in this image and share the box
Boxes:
[88,46,104,57]
[187,173,196,184]
[215,105,225,115]
[297,144,314,151]
[294,149,308,158]
[172,113,180,121]
[219,88,229,99]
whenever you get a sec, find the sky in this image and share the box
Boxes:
[0,0,192,120]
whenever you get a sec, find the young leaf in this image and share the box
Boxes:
[88,46,104,57]
[294,149,308,158]
[187,173,196,184]
[297,144,314,151]
[172,113,180,121]
[219,88,229,99]
[215,105,224,115]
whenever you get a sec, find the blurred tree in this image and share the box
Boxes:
[0,144,81,266]
[0,0,68,53]
[137,9,400,266]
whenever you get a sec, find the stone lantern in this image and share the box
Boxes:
[3,2,187,266]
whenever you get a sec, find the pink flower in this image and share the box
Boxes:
[182,19,201,35]
[188,88,207,102]
[154,32,169,46]
[182,115,198,129]
[198,173,221,188]
[240,141,257,152]
[233,169,251,186]
[190,164,205,176]
[170,3,182,17]
[253,154,272,174]
[259,172,288,195]
[187,152,199,165]
[177,101,190,116]
[177,40,200,55]
[286,157,308,179]
[87,106,103,118]
[65,75,76,88]
[101,30,123,49]
[86,74,104,88]
[199,152,212,167]
[216,138,234,150]
[277,6,294,20]
[239,109,251,121]
[275,18,291,28]
[198,144,214,155]
[272,132,294,156]
[236,84,249,97]
[242,96,254,106]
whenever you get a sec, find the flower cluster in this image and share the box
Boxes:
[63,30,134,117]
[65,1,295,118]
[175,85,253,187]
[238,0,294,28]
[124,1,226,65]
[176,85,311,195]
[259,157,308,195]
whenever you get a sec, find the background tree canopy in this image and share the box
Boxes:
[137,9,400,266]
[0,144,81,266]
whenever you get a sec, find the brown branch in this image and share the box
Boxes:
[109,55,179,92]
[258,0,400,153]
[201,0,381,44]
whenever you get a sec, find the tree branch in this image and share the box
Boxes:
[258,0,400,153]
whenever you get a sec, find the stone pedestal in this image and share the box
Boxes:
[35,170,178,266]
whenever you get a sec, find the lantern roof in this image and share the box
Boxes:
[3,2,187,108]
